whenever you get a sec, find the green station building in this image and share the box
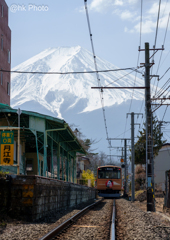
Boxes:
[0,103,86,183]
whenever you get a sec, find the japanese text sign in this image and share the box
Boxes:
[1,131,14,165]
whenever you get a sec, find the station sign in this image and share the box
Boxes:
[1,131,14,165]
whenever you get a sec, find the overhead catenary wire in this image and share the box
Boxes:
[123,0,143,141]
[128,0,143,112]
[154,0,161,48]
[159,67,170,81]
[151,0,162,92]
[155,78,170,96]
[154,12,170,96]
[135,0,146,134]
[162,105,168,121]
[104,68,143,87]
[160,49,170,68]
[84,0,111,151]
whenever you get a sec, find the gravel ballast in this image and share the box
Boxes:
[0,201,96,240]
[1,198,170,239]
[116,198,170,240]
[57,199,113,240]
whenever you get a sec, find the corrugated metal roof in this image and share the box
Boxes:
[0,104,86,154]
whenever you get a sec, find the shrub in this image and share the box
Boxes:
[0,171,9,178]
[82,169,95,187]
[135,165,146,187]
[135,182,140,191]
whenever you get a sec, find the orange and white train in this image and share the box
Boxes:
[97,165,122,197]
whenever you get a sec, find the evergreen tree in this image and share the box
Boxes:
[134,116,166,165]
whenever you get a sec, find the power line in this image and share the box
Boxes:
[155,78,170,97]
[139,0,143,48]
[1,67,138,75]
[104,67,143,88]
[160,49,170,68]
[124,0,143,140]
[151,0,162,89]
[162,105,168,121]
[128,0,143,116]
[159,67,170,81]
[154,12,170,96]
[154,0,161,48]
[157,12,170,73]
[84,0,111,151]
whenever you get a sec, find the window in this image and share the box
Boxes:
[1,71,3,85]
[7,82,10,95]
[98,167,121,179]
[8,50,10,63]
[1,38,3,50]
[2,5,3,17]
[26,159,33,172]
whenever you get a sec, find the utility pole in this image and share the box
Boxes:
[145,42,154,211]
[127,112,143,202]
[131,112,135,202]
[139,43,164,211]
[124,139,127,196]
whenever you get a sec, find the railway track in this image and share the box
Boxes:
[39,198,116,240]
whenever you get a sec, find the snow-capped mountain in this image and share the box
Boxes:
[11,46,145,119]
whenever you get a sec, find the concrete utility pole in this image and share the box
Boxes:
[131,112,135,202]
[126,112,135,202]
[145,42,154,211]
[139,42,164,211]
[127,112,143,202]
[124,139,127,195]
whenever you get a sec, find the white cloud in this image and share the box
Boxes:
[120,10,136,20]
[159,15,170,29]
[134,20,156,33]
[82,0,170,34]
[124,27,134,33]
[77,6,85,13]
[90,0,114,13]
[124,1,170,34]
[114,0,123,6]
[148,2,170,17]
[128,0,138,4]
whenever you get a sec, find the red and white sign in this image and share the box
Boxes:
[105,180,113,188]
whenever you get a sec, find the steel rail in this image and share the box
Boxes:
[39,198,103,240]
[110,199,116,240]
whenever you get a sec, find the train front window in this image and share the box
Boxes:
[98,168,121,179]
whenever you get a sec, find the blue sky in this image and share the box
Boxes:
[6,0,170,73]
[6,0,170,157]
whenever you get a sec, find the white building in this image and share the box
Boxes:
[154,143,170,190]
